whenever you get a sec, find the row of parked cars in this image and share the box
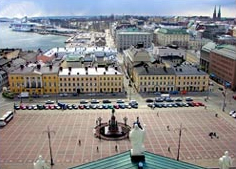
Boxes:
[14,99,139,110]
[146,97,205,108]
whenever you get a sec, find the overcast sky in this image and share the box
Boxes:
[0,0,235,18]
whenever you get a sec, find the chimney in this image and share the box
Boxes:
[105,66,108,71]
[49,65,53,70]
[68,72,71,75]
[68,67,72,71]
[95,66,97,71]
[115,72,117,75]
[115,66,118,70]
[20,65,24,70]
[59,67,63,71]
[85,67,88,71]
[77,72,79,75]
[37,64,41,69]
[104,72,106,75]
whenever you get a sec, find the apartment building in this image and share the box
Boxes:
[8,65,59,95]
[133,66,176,93]
[116,28,153,51]
[58,67,123,94]
[154,28,189,48]
[174,65,209,92]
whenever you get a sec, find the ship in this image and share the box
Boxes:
[10,16,36,32]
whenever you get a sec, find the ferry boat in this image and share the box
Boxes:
[10,16,36,32]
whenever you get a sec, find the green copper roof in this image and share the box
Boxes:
[69,151,206,169]
[158,28,188,35]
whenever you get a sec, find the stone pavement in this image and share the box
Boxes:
[0,107,235,169]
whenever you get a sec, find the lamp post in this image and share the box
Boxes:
[174,123,187,161]
[43,126,55,166]
[123,116,128,126]
[98,117,102,126]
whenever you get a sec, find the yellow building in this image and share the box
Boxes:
[58,67,123,94]
[132,65,209,93]
[133,66,176,93]
[174,65,209,92]
[8,65,59,95]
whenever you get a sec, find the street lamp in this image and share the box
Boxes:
[174,123,187,161]
[123,116,128,125]
[43,126,55,166]
[98,117,102,126]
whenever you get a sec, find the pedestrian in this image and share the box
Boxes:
[78,140,81,146]
[215,113,218,117]
[97,146,99,152]
[96,120,98,125]
[168,146,171,152]
[209,132,213,139]
[167,125,170,131]
[152,104,155,110]
[115,145,118,152]
[156,112,159,117]
[204,105,207,109]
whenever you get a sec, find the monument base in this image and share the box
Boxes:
[130,151,145,162]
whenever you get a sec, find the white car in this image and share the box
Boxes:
[45,100,55,104]
[229,111,235,116]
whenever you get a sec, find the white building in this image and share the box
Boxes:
[116,29,153,51]
[153,46,186,58]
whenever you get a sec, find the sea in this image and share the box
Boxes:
[0,22,68,51]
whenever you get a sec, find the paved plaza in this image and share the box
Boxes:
[0,107,236,169]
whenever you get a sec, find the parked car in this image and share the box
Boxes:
[103,99,111,103]
[91,99,99,104]
[146,99,154,103]
[218,87,224,91]
[175,98,182,102]
[165,98,174,102]
[185,97,193,101]
[45,100,55,104]
[229,110,235,116]
[79,105,85,109]
[233,95,236,100]
[116,99,125,103]
[14,104,20,110]
[155,97,164,102]
[80,100,88,104]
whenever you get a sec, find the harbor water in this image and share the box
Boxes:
[0,22,68,51]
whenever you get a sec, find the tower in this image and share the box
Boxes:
[213,6,217,20]
[218,6,221,20]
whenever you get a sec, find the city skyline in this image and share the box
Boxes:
[0,0,236,18]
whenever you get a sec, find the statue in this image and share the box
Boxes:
[34,155,50,169]
[130,123,145,156]
[219,151,232,169]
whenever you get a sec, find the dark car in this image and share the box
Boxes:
[218,87,224,91]
[233,95,236,100]
[103,99,111,103]
[185,97,193,102]
[14,104,20,110]
[146,99,154,103]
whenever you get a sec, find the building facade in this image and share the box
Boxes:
[8,65,59,95]
[154,28,189,48]
[133,66,176,93]
[58,67,123,94]
[0,70,8,91]
[174,65,209,92]
[116,29,153,51]
[209,45,236,90]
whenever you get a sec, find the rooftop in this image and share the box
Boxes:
[212,44,236,60]
[134,66,175,76]
[59,67,122,76]
[157,28,188,35]
[69,151,206,169]
[173,64,208,76]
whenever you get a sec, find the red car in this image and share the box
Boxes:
[197,102,205,106]
[233,95,236,100]
[192,102,199,107]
